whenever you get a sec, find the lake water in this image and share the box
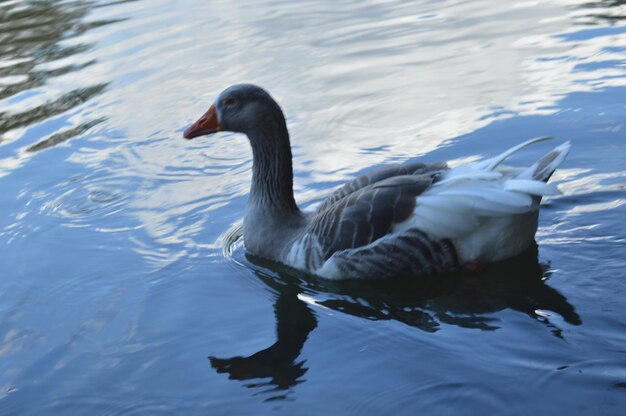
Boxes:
[1,0,625,414]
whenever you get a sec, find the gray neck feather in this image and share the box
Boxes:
[247,118,300,216]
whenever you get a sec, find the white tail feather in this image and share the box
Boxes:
[504,179,561,196]
[436,170,502,186]
[397,138,571,242]
[440,188,533,209]
[517,140,571,181]
[480,136,553,171]
[413,205,477,235]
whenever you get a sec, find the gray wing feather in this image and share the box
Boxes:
[308,170,445,260]
[316,160,448,212]
[326,229,458,279]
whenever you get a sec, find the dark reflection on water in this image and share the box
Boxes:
[0,1,94,100]
[212,244,580,397]
[577,0,626,24]
[210,280,317,402]
[1,84,108,137]
[26,116,106,152]
[0,1,117,147]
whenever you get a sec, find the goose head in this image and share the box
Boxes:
[183,84,288,144]
[183,84,298,216]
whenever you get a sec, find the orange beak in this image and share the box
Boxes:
[183,104,221,139]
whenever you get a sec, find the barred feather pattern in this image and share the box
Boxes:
[308,172,441,260]
[316,228,458,279]
[316,161,448,212]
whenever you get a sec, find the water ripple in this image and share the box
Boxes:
[35,174,125,225]
[19,394,182,416]
[0,0,625,414]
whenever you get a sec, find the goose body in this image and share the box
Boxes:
[183,84,570,280]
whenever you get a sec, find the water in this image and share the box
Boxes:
[1,0,625,414]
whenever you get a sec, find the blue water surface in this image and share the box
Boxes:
[1,0,625,414]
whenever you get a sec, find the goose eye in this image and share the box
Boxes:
[224,98,236,107]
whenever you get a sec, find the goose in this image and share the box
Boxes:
[183,84,570,280]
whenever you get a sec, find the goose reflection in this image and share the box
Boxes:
[209,243,580,396]
[209,276,317,400]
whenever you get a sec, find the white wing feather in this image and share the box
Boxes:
[395,138,570,242]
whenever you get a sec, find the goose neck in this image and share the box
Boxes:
[248,127,299,215]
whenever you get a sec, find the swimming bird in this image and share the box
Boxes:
[183,84,569,279]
